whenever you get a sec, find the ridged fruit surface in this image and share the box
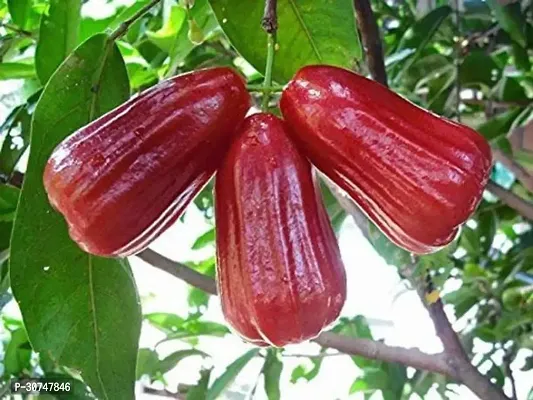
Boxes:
[215,113,347,347]
[280,65,492,254]
[44,67,250,257]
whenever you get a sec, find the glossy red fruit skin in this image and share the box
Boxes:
[280,65,492,254]
[44,67,250,257]
[215,113,347,347]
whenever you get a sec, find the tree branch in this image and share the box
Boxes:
[134,249,457,379]
[261,0,278,34]
[486,180,533,221]
[401,261,507,400]
[136,249,217,295]
[109,0,162,41]
[0,23,33,38]
[353,0,387,86]
[312,333,454,377]
[492,148,533,194]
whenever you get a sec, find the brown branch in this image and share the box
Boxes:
[135,249,458,379]
[463,99,532,108]
[492,148,533,193]
[353,0,387,86]
[261,0,278,34]
[0,23,33,37]
[136,249,217,295]
[312,333,454,377]
[486,180,533,220]
[401,262,508,400]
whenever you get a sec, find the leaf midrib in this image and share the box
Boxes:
[88,254,109,400]
[287,0,322,62]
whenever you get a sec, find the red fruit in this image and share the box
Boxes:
[280,65,492,254]
[44,67,250,257]
[215,113,346,347]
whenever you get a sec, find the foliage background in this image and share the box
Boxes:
[0,0,532,399]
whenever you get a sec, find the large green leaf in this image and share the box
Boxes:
[35,0,81,84]
[7,0,32,29]
[10,34,141,400]
[209,0,362,83]
[207,349,259,400]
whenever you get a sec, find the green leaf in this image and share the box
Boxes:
[163,320,229,342]
[486,0,526,47]
[350,378,373,394]
[263,349,282,400]
[495,75,527,102]
[368,223,410,266]
[477,211,497,253]
[290,356,323,383]
[35,0,81,84]
[187,258,215,311]
[192,228,215,250]
[0,91,38,176]
[10,34,140,400]
[145,312,186,334]
[331,316,377,370]
[477,108,523,141]
[44,373,96,399]
[0,62,36,80]
[188,368,212,400]
[7,0,31,29]
[320,180,347,235]
[167,0,219,76]
[394,6,452,82]
[188,287,210,310]
[159,349,208,374]
[210,0,362,83]
[460,51,500,88]
[0,184,19,221]
[511,42,531,72]
[147,5,187,52]
[4,327,32,375]
[136,348,159,380]
[146,313,228,342]
[206,349,259,400]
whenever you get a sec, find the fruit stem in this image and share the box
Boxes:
[260,0,278,112]
[247,84,283,92]
[261,33,277,112]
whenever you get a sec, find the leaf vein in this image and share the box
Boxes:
[287,0,322,61]
[88,255,109,400]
